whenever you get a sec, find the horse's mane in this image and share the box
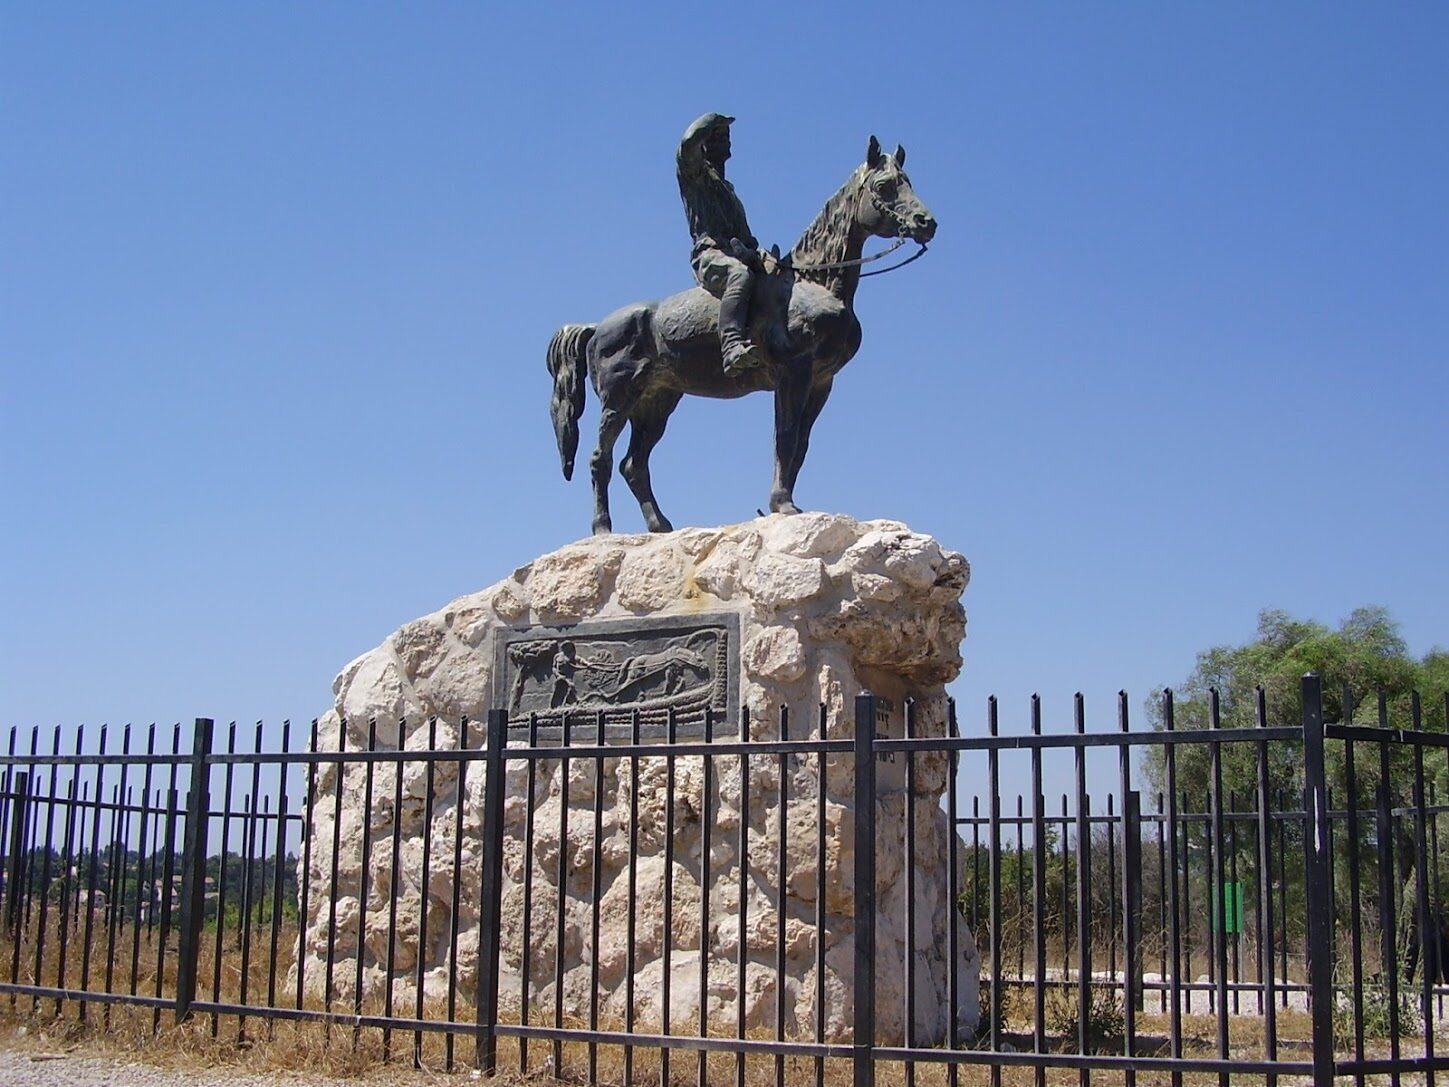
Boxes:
[789,165,867,295]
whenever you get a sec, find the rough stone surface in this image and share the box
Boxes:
[297,513,977,1045]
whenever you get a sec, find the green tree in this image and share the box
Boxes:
[1143,607,1449,972]
[1143,606,1445,803]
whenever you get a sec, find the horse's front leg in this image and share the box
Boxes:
[590,407,627,534]
[782,377,834,498]
[769,372,808,515]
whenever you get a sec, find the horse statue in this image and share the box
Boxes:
[547,135,937,534]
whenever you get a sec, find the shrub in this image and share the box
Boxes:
[1046,986,1125,1053]
[1333,973,1422,1042]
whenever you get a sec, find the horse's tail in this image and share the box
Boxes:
[546,323,594,480]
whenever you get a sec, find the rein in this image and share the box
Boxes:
[787,236,929,277]
[859,241,928,277]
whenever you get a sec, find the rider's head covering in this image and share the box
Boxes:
[682,112,735,145]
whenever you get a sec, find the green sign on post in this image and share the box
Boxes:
[1216,882,1245,935]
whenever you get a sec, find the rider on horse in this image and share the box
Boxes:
[676,112,767,375]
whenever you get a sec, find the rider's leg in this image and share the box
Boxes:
[718,261,763,373]
[696,252,764,375]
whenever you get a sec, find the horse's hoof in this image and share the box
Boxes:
[592,519,613,536]
[769,499,803,516]
[647,518,674,534]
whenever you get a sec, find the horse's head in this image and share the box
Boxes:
[858,135,936,244]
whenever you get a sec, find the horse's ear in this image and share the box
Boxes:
[867,135,883,167]
[894,143,906,168]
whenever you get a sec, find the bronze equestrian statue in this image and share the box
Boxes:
[547,116,937,535]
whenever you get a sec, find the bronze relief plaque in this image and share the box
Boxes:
[492,613,740,739]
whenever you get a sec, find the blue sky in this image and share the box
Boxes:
[3,5,1446,741]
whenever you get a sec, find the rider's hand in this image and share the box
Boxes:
[729,238,768,272]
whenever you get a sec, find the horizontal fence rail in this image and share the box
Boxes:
[0,678,1447,1086]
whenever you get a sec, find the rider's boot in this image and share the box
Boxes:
[722,337,765,375]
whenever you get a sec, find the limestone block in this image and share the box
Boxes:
[743,552,826,609]
[529,547,608,620]
[616,544,686,611]
[744,625,807,683]
[489,582,528,622]
[758,511,858,559]
[693,540,743,599]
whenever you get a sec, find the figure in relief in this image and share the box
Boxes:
[502,625,727,721]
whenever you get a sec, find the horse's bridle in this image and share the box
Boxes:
[787,180,929,277]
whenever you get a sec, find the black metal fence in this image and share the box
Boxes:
[2,676,1448,1086]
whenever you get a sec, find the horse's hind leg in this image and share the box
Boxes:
[621,392,683,533]
[590,407,627,535]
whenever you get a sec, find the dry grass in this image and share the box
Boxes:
[0,1010,1312,1087]
[0,914,1419,1087]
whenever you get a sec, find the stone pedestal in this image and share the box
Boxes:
[298,513,979,1044]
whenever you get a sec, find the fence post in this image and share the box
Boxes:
[3,773,30,934]
[174,717,214,1023]
[853,693,878,1087]
[4,773,29,934]
[1300,675,1335,1084]
[474,708,507,1074]
[1123,788,1144,1013]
